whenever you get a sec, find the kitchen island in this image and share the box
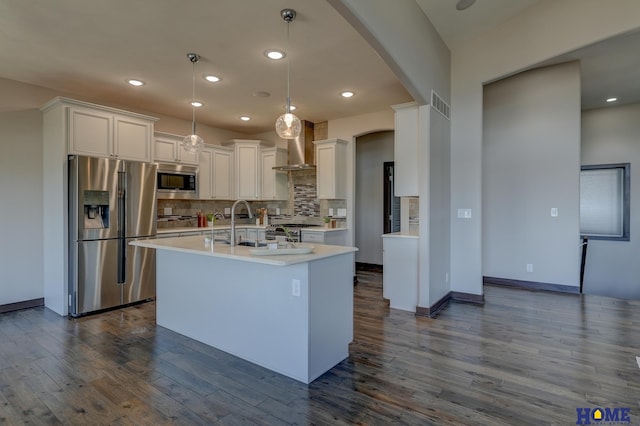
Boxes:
[130,235,357,384]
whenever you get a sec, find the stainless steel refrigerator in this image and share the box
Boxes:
[68,155,157,317]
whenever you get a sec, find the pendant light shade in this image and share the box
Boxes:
[183,53,204,154]
[275,8,301,140]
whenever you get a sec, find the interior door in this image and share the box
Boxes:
[384,162,401,234]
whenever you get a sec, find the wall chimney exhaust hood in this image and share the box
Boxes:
[273,121,316,171]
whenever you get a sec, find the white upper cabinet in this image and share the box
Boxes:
[314,138,348,199]
[392,102,421,196]
[63,99,156,162]
[68,106,112,157]
[261,147,288,200]
[198,145,234,200]
[225,140,262,200]
[153,132,199,165]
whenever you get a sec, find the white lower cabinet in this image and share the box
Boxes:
[246,228,266,242]
[382,235,418,312]
[235,228,247,242]
[301,229,347,246]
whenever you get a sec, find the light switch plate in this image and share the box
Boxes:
[224,207,230,215]
[163,207,172,216]
[550,208,558,217]
[337,208,347,217]
[329,208,334,216]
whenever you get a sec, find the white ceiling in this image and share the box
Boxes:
[0,0,637,135]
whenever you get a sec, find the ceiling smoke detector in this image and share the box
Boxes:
[456,0,476,11]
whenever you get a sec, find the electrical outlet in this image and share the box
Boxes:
[457,209,472,219]
[292,279,300,297]
[550,207,558,217]
[329,208,334,216]
[526,264,533,273]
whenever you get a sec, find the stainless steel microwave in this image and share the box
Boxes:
[156,164,198,199]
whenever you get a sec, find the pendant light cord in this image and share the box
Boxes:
[286,20,291,114]
[191,60,197,134]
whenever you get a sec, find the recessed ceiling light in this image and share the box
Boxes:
[341,91,355,98]
[191,101,203,107]
[204,75,221,83]
[265,49,286,60]
[606,97,618,103]
[253,91,271,98]
[240,116,251,121]
[128,79,144,86]
[289,105,297,111]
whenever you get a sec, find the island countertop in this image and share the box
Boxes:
[130,235,357,266]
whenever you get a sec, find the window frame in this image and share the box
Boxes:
[580,163,630,241]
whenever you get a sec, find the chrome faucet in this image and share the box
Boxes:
[230,200,253,246]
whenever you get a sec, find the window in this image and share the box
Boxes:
[580,163,630,241]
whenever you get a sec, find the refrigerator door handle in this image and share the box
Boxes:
[117,170,126,284]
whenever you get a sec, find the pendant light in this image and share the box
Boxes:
[183,52,204,154]
[274,8,302,140]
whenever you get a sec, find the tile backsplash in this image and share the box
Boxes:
[157,166,351,228]
[293,184,319,216]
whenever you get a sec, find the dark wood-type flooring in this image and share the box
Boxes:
[1,269,639,425]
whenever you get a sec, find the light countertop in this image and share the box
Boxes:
[157,225,348,234]
[131,235,357,266]
[382,231,419,239]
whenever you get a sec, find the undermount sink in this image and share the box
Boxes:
[237,241,268,247]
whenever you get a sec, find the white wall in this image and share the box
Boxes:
[328,109,395,248]
[483,62,581,287]
[427,109,451,304]
[451,0,640,296]
[581,103,640,298]
[355,131,394,264]
[0,110,44,305]
[328,0,450,104]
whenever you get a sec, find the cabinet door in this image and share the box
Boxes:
[114,115,152,162]
[68,106,113,157]
[235,144,259,200]
[235,228,247,242]
[393,103,419,196]
[179,147,200,165]
[315,140,347,199]
[246,228,258,241]
[261,150,288,200]
[154,137,179,163]
[198,147,213,199]
[212,148,233,199]
[301,231,325,243]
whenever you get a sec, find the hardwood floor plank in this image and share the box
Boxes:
[1,270,639,424]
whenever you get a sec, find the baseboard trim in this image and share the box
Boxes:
[416,293,451,318]
[0,298,44,314]
[451,291,485,305]
[483,276,580,294]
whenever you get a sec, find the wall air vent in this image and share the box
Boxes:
[431,90,450,120]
